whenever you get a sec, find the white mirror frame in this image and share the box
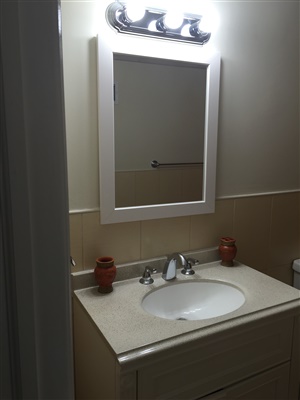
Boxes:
[97,20,220,224]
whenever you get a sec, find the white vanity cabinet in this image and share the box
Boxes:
[135,316,297,400]
[73,297,300,400]
[72,261,300,400]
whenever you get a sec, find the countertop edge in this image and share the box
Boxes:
[116,298,300,369]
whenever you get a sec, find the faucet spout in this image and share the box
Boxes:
[162,258,177,280]
[162,253,199,280]
[162,252,189,281]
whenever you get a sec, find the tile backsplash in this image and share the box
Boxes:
[115,166,203,207]
[70,192,300,286]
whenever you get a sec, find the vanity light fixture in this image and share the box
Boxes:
[106,2,212,45]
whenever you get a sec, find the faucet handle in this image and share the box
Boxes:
[181,257,199,275]
[139,266,157,285]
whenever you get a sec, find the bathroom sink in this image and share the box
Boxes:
[141,281,245,321]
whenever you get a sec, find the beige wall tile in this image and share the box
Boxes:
[159,170,182,203]
[264,263,294,286]
[69,213,83,272]
[141,217,190,259]
[115,168,204,207]
[82,212,141,268]
[115,172,136,207]
[233,196,272,271]
[70,193,300,286]
[135,171,160,206]
[190,199,235,250]
[270,192,300,267]
[181,167,203,202]
[82,212,101,269]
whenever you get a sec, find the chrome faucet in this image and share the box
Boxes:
[181,256,199,275]
[139,266,157,285]
[162,253,199,281]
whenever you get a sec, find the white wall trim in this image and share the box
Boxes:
[69,189,300,215]
[70,207,100,215]
[216,189,300,201]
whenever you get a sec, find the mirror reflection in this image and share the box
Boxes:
[113,54,207,207]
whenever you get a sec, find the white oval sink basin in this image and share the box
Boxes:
[141,281,245,321]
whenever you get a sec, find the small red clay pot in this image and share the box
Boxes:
[219,237,237,267]
[94,256,117,293]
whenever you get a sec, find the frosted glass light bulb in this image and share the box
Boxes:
[125,3,145,22]
[148,20,158,32]
[164,12,183,29]
[181,24,191,37]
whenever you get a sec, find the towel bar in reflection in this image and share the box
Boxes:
[151,160,203,169]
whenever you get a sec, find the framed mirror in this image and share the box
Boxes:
[97,25,220,224]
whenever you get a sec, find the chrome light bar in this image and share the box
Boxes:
[106,2,211,45]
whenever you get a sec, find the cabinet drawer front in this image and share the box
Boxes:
[223,363,290,400]
[198,363,290,400]
[138,318,293,400]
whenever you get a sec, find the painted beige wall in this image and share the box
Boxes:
[62,1,300,284]
[213,1,299,197]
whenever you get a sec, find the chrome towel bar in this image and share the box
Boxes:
[151,160,203,168]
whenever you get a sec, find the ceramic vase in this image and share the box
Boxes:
[219,237,237,267]
[94,256,117,293]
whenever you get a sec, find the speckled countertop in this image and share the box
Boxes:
[74,260,300,365]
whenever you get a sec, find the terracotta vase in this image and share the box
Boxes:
[219,237,237,267]
[94,256,117,293]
